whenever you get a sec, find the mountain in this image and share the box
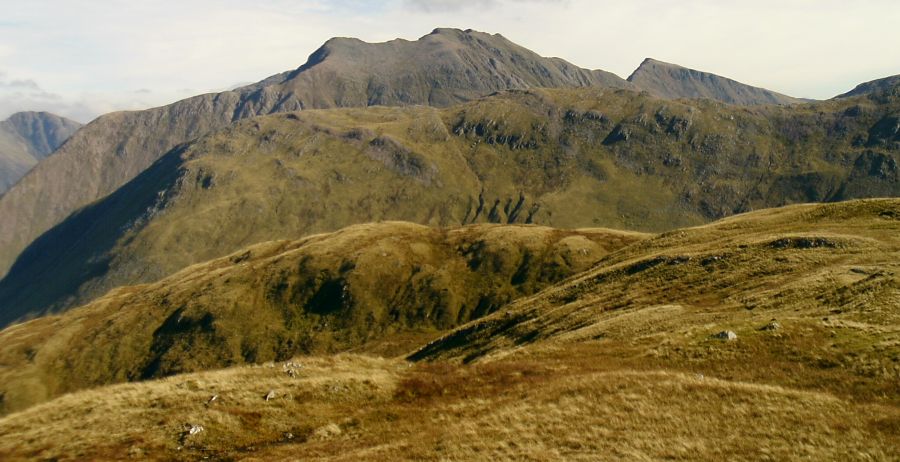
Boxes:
[835,74,900,98]
[0,222,645,414]
[0,28,632,279]
[627,58,805,106]
[0,112,81,194]
[0,199,896,461]
[1,82,898,327]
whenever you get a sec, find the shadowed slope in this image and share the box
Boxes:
[0,28,631,278]
[0,222,645,414]
[628,58,805,106]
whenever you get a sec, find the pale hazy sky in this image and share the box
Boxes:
[1,0,898,123]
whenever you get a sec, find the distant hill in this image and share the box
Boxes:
[0,28,632,278]
[627,58,805,106]
[0,83,897,326]
[835,74,900,98]
[0,112,81,194]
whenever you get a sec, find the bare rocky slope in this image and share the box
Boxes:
[0,28,632,278]
[0,82,898,327]
[836,74,900,98]
[0,112,81,194]
[627,58,805,106]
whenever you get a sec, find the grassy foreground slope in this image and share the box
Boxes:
[0,223,644,414]
[0,199,896,461]
[3,82,898,325]
[0,354,895,461]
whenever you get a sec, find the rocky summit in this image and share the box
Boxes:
[0,111,81,194]
[627,58,804,106]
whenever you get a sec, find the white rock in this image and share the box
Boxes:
[712,330,737,341]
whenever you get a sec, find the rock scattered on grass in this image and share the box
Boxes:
[712,330,737,341]
[283,361,302,377]
[760,320,782,331]
[264,390,277,401]
[179,423,204,444]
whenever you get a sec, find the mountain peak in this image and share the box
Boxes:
[0,111,82,194]
[627,58,803,106]
[834,74,900,99]
[430,27,464,35]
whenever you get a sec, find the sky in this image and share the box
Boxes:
[1,0,898,123]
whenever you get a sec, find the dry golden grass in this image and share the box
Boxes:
[0,350,895,461]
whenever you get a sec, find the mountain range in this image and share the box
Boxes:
[0,28,633,280]
[0,79,898,326]
[0,26,898,461]
[1,28,875,284]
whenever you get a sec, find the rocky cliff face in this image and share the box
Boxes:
[0,112,81,193]
[627,58,804,106]
[0,28,632,279]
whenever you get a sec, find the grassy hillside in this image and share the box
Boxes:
[0,222,644,414]
[2,84,898,325]
[412,199,900,404]
[0,353,894,461]
[0,200,896,460]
